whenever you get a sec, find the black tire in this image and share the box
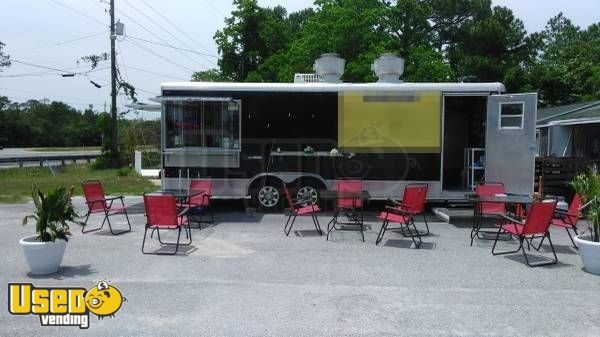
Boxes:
[294,178,326,207]
[249,177,284,212]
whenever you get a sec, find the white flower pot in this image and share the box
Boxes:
[19,235,67,275]
[574,235,600,275]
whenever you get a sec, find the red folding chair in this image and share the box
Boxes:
[492,200,558,267]
[388,183,429,235]
[471,182,508,245]
[282,184,322,236]
[328,178,365,241]
[376,184,428,248]
[142,193,192,255]
[179,179,214,225]
[536,194,582,249]
[81,180,131,235]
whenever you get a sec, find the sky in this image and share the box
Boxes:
[0,0,599,118]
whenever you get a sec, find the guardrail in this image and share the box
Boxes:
[0,154,100,168]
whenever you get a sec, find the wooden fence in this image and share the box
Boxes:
[535,157,599,200]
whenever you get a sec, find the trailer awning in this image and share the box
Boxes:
[149,96,233,103]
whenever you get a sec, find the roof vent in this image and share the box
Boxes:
[372,53,404,83]
[313,53,345,83]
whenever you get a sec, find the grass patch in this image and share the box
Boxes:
[28,147,101,152]
[0,164,157,203]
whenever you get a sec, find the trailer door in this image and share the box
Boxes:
[485,93,537,195]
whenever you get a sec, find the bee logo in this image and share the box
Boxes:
[85,281,126,319]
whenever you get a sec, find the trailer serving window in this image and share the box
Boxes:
[164,99,240,150]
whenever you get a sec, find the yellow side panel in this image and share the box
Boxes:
[338,90,441,153]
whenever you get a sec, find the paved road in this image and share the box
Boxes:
[0,198,599,336]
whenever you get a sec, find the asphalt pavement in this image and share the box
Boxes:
[0,197,599,337]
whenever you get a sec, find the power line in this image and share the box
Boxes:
[121,64,189,81]
[203,0,226,18]
[121,0,215,67]
[139,0,215,54]
[4,60,109,77]
[0,87,106,104]
[125,35,218,59]
[126,39,196,73]
[115,6,209,70]
[48,0,106,27]
[11,31,107,52]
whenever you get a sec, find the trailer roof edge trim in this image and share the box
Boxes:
[150,96,234,103]
[160,81,506,93]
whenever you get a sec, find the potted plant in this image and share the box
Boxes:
[571,172,600,274]
[20,185,81,275]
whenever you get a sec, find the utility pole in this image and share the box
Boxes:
[109,0,119,167]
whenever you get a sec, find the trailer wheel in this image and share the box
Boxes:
[295,178,326,206]
[250,177,283,211]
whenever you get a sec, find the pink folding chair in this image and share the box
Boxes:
[179,179,213,225]
[282,184,322,236]
[81,180,131,235]
[376,184,428,247]
[492,200,558,267]
[142,193,192,255]
[471,182,507,245]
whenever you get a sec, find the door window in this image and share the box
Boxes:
[499,102,524,129]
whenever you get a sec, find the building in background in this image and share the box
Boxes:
[537,100,600,158]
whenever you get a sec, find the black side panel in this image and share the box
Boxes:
[163,90,440,182]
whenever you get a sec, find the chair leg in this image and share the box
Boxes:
[522,232,558,267]
[408,219,422,248]
[312,213,323,235]
[81,212,107,233]
[284,214,296,236]
[421,213,430,235]
[106,209,132,235]
[375,220,388,245]
[326,212,338,241]
[566,227,578,249]
[283,213,291,235]
[492,226,521,256]
[141,226,149,254]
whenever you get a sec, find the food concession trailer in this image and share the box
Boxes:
[152,54,537,210]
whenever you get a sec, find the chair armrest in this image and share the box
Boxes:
[500,213,524,225]
[384,205,411,215]
[104,196,124,201]
[178,207,190,217]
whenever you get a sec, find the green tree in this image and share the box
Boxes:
[0,41,10,70]
[524,14,600,106]
[214,0,294,82]
[445,5,533,83]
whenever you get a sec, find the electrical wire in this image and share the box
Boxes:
[122,0,215,67]
[203,0,226,18]
[125,35,219,59]
[2,60,109,77]
[139,0,215,54]
[121,64,189,81]
[11,31,107,52]
[48,0,106,27]
[115,7,209,70]
[126,39,196,73]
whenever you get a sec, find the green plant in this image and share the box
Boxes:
[22,185,82,242]
[571,172,600,242]
[116,167,131,177]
